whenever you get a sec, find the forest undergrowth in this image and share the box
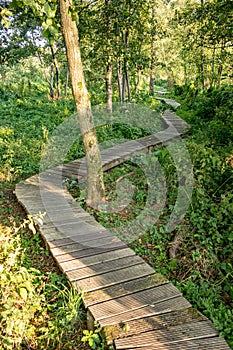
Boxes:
[1,84,233,349]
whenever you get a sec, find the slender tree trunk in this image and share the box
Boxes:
[122,29,130,101]
[65,65,69,97]
[49,63,54,99]
[60,0,105,207]
[136,67,141,92]
[124,63,131,101]
[50,43,61,99]
[105,63,112,113]
[117,60,123,104]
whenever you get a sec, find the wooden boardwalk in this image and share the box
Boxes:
[15,107,231,350]
[156,97,181,110]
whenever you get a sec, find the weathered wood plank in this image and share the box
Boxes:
[41,226,110,243]
[54,241,126,263]
[46,229,112,248]
[89,283,182,321]
[103,308,207,343]
[60,248,135,272]
[98,296,191,326]
[75,263,155,292]
[83,273,168,307]
[66,255,144,281]
[51,235,123,256]
[114,320,217,348]
[115,337,230,350]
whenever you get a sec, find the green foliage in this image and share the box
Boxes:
[0,223,43,348]
[0,91,75,181]
[72,89,233,348]
[82,329,102,349]
[0,215,88,349]
[82,322,112,350]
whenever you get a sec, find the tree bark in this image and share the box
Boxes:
[122,29,130,102]
[50,43,61,99]
[59,0,105,207]
[49,63,54,99]
[105,63,112,113]
[65,65,69,97]
[117,60,123,104]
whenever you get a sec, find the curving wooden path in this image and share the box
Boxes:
[15,103,230,350]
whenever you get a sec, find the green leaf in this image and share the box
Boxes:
[19,287,28,301]
[46,18,53,26]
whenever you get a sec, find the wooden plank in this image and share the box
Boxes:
[60,248,135,272]
[114,320,217,349]
[115,337,230,350]
[66,255,144,281]
[89,283,181,321]
[51,235,123,256]
[83,274,168,307]
[42,221,107,240]
[103,308,207,342]
[156,98,181,109]
[98,296,191,326]
[75,263,155,292]
[41,216,101,229]
[46,229,112,248]
[41,226,109,243]
[54,241,126,263]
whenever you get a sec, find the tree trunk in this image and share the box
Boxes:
[49,63,54,99]
[65,65,69,97]
[60,0,105,207]
[122,29,130,101]
[136,67,141,92]
[50,43,61,99]
[105,63,112,113]
[124,63,131,101]
[117,60,123,104]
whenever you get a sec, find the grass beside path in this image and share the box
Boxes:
[0,181,92,349]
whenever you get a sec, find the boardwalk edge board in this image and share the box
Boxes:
[15,106,231,349]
